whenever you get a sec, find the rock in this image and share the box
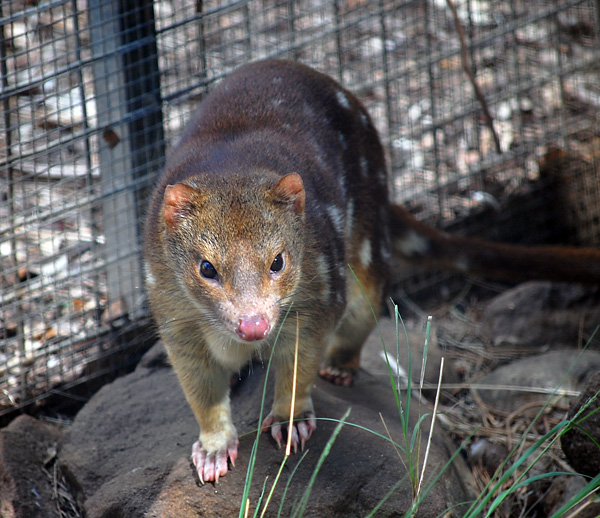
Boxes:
[542,475,600,517]
[359,317,461,391]
[0,415,65,518]
[58,319,475,517]
[468,438,509,476]
[481,282,600,348]
[472,350,600,414]
[561,371,600,477]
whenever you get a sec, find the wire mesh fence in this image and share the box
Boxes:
[1,0,599,417]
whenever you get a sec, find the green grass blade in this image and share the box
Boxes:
[240,305,294,518]
[464,331,600,516]
[256,460,287,518]
[348,266,403,417]
[408,433,475,516]
[277,450,310,518]
[364,477,408,518]
[290,407,351,518]
[486,472,574,517]
[550,472,600,517]
[312,417,409,454]
[252,476,270,518]
[464,420,571,516]
[419,316,432,392]
[394,302,412,435]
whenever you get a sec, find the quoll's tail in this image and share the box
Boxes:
[389,204,600,284]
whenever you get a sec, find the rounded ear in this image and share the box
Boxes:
[163,183,199,229]
[269,173,305,214]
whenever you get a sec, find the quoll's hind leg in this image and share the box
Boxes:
[320,273,385,386]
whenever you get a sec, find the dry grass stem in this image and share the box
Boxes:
[417,357,444,499]
[285,314,300,457]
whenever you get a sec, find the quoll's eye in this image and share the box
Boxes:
[199,260,218,280]
[270,253,285,274]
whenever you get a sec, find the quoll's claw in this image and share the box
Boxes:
[288,423,300,453]
[261,412,317,452]
[191,438,239,484]
[261,414,282,448]
[297,416,315,450]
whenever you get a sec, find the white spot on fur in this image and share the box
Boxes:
[336,90,351,110]
[144,263,155,287]
[380,243,392,262]
[345,199,355,239]
[360,239,372,268]
[360,156,369,177]
[317,254,329,275]
[338,173,347,198]
[360,110,369,127]
[339,264,347,279]
[308,140,329,171]
[395,230,429,256]
[338,132,347,149]
[327,205,344,236]
[271,98,283,107]
[317,254,331,300]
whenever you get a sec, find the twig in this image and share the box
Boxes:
[445,0,502,154]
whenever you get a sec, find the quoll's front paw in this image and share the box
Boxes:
[191,431,239,484]
[261,412,317,452]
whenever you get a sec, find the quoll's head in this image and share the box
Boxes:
[160,171,306,345]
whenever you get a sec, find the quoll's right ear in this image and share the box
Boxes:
[163,183,199,229]
[268,173,306,214]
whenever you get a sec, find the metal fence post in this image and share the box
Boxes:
[88,0,165,320]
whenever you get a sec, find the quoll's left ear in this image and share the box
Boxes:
[163,183,200,230]
[268,173,306,214]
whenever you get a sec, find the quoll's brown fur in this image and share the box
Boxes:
[143,59,600,483]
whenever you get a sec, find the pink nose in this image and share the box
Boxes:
[236,317,271,341]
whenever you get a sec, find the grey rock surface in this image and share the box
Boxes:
[58,318,474,517]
